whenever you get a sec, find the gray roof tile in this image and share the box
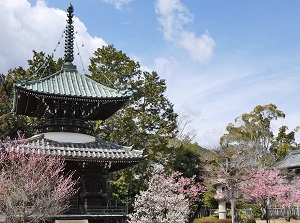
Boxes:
[6,134,146,164]
[276,150,300,169]
[16,68,130,99]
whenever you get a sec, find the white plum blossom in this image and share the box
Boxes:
[128,172,205,223]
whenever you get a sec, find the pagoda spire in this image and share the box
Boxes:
[64,4,74,64]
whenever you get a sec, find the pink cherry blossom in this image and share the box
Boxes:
[0,142,77,223]
[240,167,300,222]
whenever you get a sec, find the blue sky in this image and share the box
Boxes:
[1,0,300,147]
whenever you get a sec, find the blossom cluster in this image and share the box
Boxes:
[128,171,205,223]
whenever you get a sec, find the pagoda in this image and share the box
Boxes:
[11,4,145,223]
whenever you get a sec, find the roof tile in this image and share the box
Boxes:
[276,150,300,169]
[6,134,146,164]
[16,69,130,99]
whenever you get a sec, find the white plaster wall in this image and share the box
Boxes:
[44,132,95,143]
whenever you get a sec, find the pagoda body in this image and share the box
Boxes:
[11,4,145,223]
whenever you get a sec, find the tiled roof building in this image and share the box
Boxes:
[276,150,300,170]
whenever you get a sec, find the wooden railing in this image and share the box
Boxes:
[86,206,127,215]
[192,207,253,219]
[269,207,300,219]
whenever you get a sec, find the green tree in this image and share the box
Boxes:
[270,125,299,161]
[171,146,202,179]
[0,67,34,140]
[88,45,178,204]
[0,51,63,140]
[89,45,177,160]
[27,50,63,79]
[220,104,285,166]
[166,113,203,180]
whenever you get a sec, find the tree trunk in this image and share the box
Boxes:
[189,201,202,223]
[285,206,291,222]
[266,206,269,223]
[231,199,236,223]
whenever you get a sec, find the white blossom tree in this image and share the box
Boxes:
[128,171,205,223]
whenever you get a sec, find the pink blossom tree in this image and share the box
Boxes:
[275,176,300,221]
[240,168,300,223]
[128,171,205,223]
[0,145,77,223]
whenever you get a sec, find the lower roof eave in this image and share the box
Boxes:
[53,214,127,219]
[64,157,145,163]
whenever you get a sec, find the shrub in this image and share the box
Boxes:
[193,216,231,223]
[243,204,262,218]
[246,217,256,223]
[193,216,217,223]
[213,220,232,223]
[203,190,218,209]
[249,205,262,218]
[237,211,256,223]
[236,202,262,219]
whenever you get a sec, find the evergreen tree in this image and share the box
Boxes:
[89,45,177,158]
[0,51,63,140]
[270,125,299,160]
[88,45,178,204]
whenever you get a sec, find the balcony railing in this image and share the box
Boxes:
[87,206,127,215]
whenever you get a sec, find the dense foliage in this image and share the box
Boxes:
[89,45,177,160]
[193,216,231,223]
[220,104,298,165]
[0,51,63,140]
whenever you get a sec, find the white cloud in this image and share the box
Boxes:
[72,17,107,72]
[154,0,215,63]
[0,0,106,74]
[179,31,215,63]
[102,0,133,11]
[148,50,300,147]
[154,0,192,41]
[154,57,173,79]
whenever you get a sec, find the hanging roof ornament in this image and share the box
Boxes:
[64,4,74,65]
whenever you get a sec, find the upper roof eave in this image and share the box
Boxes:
[14,68,132,100]
[14,85,131,102]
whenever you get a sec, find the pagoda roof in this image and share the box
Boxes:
[13,66,131,120]
[4,134,146,171]
[14,67,130,101]
[276,150,300,169]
